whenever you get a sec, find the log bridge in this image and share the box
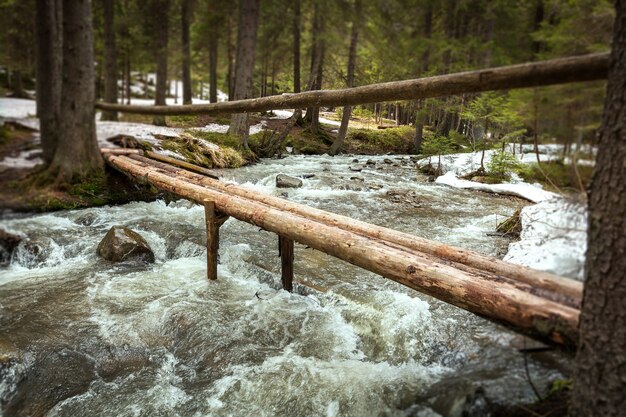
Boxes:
[97,53,609,350]
[102,148,583,349]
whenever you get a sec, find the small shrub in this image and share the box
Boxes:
[487,151,523,181]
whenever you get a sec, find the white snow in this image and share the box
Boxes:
[0,149,43,169]
[269,109,342,127]
[435,172,557,203]
[504,199,587,280]
[0,98,37,119]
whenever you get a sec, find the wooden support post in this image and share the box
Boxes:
[204,200,219,280]
[279,235,294,292]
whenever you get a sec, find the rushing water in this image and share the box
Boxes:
[0,155,571,417]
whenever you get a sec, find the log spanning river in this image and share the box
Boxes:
[0,154,572,416]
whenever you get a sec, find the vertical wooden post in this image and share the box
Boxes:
[279,235,294,292]
[204,200,219,280]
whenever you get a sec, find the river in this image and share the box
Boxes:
[0,154,572,416]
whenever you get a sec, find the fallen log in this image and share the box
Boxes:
[125,152,583,308]
[96,53,608,116]
[104,153,580,347]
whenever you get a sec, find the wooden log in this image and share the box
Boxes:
[125,152,582,308]
[279,235,294,292]
[100,147,144,155]
[204,200,219,280]
[104,153,580,347]
[96,53,609,116]
[144,151,220,179]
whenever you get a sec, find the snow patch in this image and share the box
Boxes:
[504,199,586,280]
[435,172,557,203]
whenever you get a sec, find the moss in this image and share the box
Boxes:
[345,126,414,154]
[168,115,201,128]
[162,131,249,168]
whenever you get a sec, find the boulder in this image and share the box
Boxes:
[97,226,155,263]
[0,229,22,266]
[383,158,393,164]
[366,159,376,165]
[276,174,303,188]
[349,165,363,172]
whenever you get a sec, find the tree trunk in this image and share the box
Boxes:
[303,3,325,133]
[10,71,27,98]
[227,6,235,101]
[292,0,301,93]
[228,0,260,148]
[35,0,63,164]
[50,0,103,179]
[101,0,118,121]
[153,0,169,126]
[181,0,192,105]
[570,3,626,415]
[209,31,218,103]
[329,0,361,156]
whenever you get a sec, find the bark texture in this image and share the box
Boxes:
[181,0,192,105]
[303,2,325,132]
[228,0,260,148]
[292,0,301,93]
[329,0,361,155]
[35,0,63,163]
[101,0,118,121]
[50,0,103,178]
[153,0,169,125]
[570,2,626,415]
[97,53,610,116]
[209,32,218,103]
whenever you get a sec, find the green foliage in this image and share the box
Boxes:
[518,160,594,191]
[421,135,456,158]
[487,151,522,180]
[346,126,413,153]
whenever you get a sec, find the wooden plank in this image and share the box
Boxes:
[279,236,294,292]
[145,151,220,179]
[96,53,608,116]
[204,200,219,280]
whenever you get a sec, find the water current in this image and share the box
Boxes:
[0,154,572,416]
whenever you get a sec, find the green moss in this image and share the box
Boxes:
[346,126,414,154]
[168,115,201,127]
[518,160,593,192]
[163,131,248,168]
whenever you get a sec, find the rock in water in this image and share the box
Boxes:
[276,174,303,188]
[97,226,155,263]
[0,229,22,266]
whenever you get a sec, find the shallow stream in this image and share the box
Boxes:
[0,154,572,416]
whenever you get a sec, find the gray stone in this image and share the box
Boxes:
[349,165,363,172]
[366,159,376,165]
[383,158,393,164]
[97,226,155,263]
[0,229,22,267]
[276,174,303,188]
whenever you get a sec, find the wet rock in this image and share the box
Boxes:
[276,174,303,188]
[5,349,97,417]
[11,238,55,268]
[366,159,376,165]
[415,378,490,417]
[97,226,155,263]
[0,229,22,266]
[280,192,289,198]
[350,177,364,182]
[299,173,316,179]
[349,165,363,172]
[352,158,359,163]
[96,345,151,382]
[74,212,98,226]
[384,190,422,208]
[383,158,393,164]
[368,184,383,191]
